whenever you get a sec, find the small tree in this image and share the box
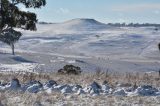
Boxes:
[0,28,21,55]
[0,0,46,55]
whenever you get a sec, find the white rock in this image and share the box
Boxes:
[76,88,85,95]
[52,85,67,91]
[135,85,158,96]
[45,88,52,94]
[83,82,101,96]
[5,79,21,90]
[43,80,57,90]
[26,81,43,93]
[72,85,82,92]
[101,84,112,94]
[113,89,127,96]
[61,85,73,94]
[90,81,101,89]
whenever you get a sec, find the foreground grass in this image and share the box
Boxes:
[1,91,160,106]
[0,71,160,87]
[0,71,160,106]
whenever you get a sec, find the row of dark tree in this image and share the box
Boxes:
[107,23,160,28]
[38,21,160,29]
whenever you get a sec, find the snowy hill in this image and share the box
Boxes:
[25,18,111,35]
[63,18,105,25]
[61,18,109,30]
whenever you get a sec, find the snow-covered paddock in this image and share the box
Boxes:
[0,19,160,73]
[1,18,160,105]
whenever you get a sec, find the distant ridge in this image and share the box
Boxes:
[57,18,109,31]
[38,18,160,28]
[63,18,106,25]
[38,22,53,24]
[36,18,111,33]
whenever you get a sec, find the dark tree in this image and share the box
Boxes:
[0,0,46,55]
[0,28,21,55]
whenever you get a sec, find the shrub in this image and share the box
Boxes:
[155,28,158,31]
[58,65,82,75]
[158,43,160,51]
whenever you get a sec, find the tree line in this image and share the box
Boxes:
[107,23,160,28]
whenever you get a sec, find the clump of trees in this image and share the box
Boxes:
[0,0,46,55]
[108,23,160,28]
[58,65,82,75]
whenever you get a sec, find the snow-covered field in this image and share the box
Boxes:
[0,19,160,105]
[0,18,160,73]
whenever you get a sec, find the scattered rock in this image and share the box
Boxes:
[53,84,67,91]
[117,83,132,87]
[84,82,101,96]
[60,85,73,94]
[21,80,40,92]
[72,85,82,92]
[6,79,21,90]
[45,88,52,94]
[101,84,111,94]
[0,81,7,86]
[91,81,101,89]
[77,88,85,95]
[1,79,160,97]
[43,80,57,89]
[113,89,127,96]
[135,85,159,96]
[26,81,43,93]
[125,86,137,93]
[33,101,43,106]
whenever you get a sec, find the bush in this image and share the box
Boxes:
[158,43,160,51]
[58,65,82,75]
[155,28,158,31]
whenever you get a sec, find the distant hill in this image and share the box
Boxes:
[36,18,160,34]
[63,18,106,26]
[36,18,110,33]
[56,18,109,31]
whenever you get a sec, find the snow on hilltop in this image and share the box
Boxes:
[62,18,108,29]
[60,18,110,31]
[28,18,110,34]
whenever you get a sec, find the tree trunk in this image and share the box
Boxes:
[11,43,15,55]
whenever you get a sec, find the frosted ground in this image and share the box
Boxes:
[0,19,160,106]
[0,19,160,73]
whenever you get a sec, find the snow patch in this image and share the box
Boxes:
[0,63,45,73]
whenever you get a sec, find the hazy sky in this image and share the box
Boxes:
[22,0,160,23]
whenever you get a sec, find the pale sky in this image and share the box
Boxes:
[21,0,160,24]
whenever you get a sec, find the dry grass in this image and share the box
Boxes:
[0,71,159,87]
[0,91,160,106]
[0,71,160,106]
